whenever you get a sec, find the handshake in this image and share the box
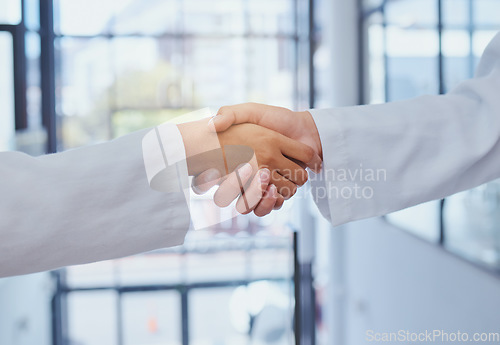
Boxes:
[177,103,323,217]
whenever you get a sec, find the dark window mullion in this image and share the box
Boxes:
[40,0,57,153]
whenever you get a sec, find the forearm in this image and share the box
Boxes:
[310,32,500,226]
[311,92,500,226]
[0,130,190,278]
[176,118,225,176]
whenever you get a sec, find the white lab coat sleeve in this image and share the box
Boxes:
[0,127,190,278]
[309,31,500,226]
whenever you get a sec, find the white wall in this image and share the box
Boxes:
[0,273,53,345]
[317,1,500,344]
[341,218,500,345]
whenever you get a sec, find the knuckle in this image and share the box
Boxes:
[274,200,284,210]
[282,184,297,199]
[296,170,309,186]
[254,208,266,217]
[218,106,228,113]
[303,146,315,161]
[302,171,309,184]
[258,152,274,165]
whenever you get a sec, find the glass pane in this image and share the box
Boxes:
[189,282,293,344]
[112,109,189,138]
[184,37,295,109]
[117,253,185,286]
[442,30,473,91]
[16,32,47,156]
[366,19,386,104]
[386,28,439,100]
[474,0,500,27]
[442,30,470,57]
[24,0,40,31]
[0,0,21,25]
[112,37,180,109]
[444,55,472,92]
[245,38,295,107]
[190,287,249,344]
[184,38,245,107]
[56,0,125,35]
[0,32,15,151]
[183,0,245,35]
[249,246,293,280]
[112,0,181,35]
[67,291,119,345]
[473,30,500,57]
[122,291,181,345]
[363,0,384,10]
[65,260,118,288]
[55,37,114,149]
[247,0,294,35]
[385,0,437,28]
[444,181,500,269]
[442,0,469,28]
[385,201,441,243]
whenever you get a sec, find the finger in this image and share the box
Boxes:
[192,169,222,195]
[274,193,285,210]
[291,158,307,170]
[236,168,271,214]
[270,169,297,200]
[213,163,254,208]
[278,135,323,173]
[253,184,278,217]
[275,155,309,186]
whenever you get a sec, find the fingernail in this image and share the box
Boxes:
[237,163,253,180]
[270,184,277,197]
[204,168,221,183]
[259,168,270,182]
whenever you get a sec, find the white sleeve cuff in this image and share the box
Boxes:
[142,122,189,194]
[309,108,352,226]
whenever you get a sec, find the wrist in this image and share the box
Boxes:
[177,119,223,176]
[296,110,323,159]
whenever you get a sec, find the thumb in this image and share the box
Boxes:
[208,104,258,132]
[208,112,235,133]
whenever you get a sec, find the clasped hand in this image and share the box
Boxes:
[178,103,322,217]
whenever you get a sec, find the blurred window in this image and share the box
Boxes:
[362,0,500,269]
[48,0,310,344]
[0,0,22,25]
[0,32,15,151]
[53,0,300,151]
[122,291,182,345]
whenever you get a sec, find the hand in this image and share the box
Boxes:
[216,123,318,198]
[192,166,285,217]
[210,103,323,166]
[178,120,320,215]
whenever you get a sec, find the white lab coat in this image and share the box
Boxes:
[2,33,499,278]
[310,32,500,226]
[0,128,190,278]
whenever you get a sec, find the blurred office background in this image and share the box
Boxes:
[1,0,500,344]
